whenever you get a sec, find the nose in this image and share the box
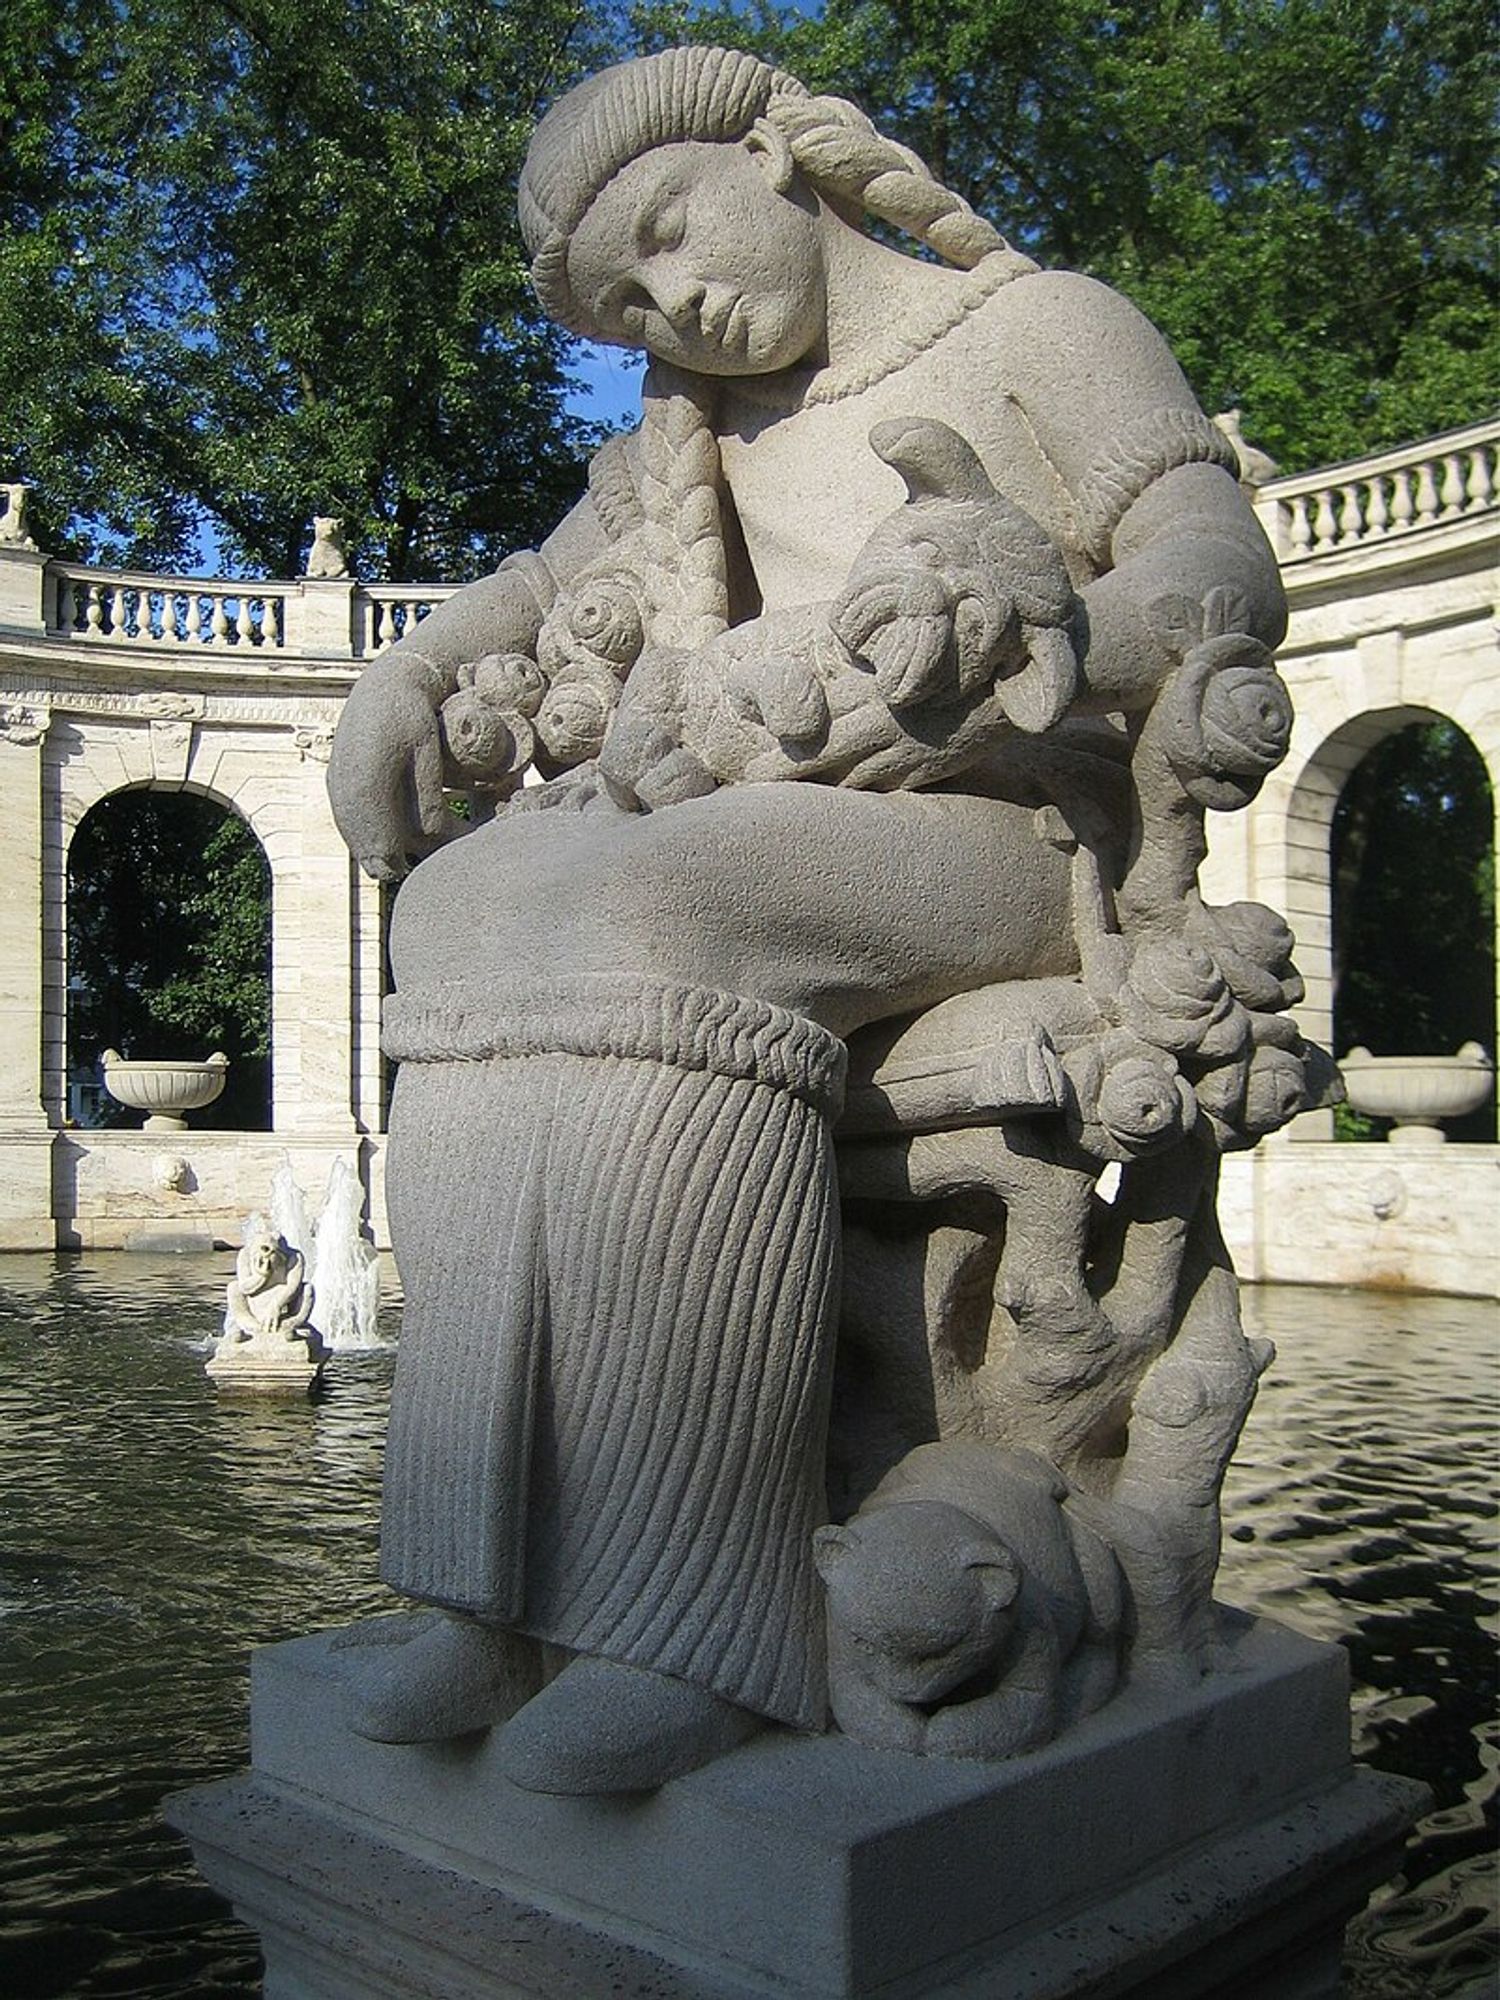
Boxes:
[647,260,707,331]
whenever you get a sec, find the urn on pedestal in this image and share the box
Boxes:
[1340,1042,1495,1144]
[100,1049,229,1131]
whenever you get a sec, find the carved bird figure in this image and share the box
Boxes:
[831,418,1080,733]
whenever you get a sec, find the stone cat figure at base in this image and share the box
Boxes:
[814,1442,1126,1760]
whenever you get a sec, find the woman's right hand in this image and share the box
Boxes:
[327,651,456,881]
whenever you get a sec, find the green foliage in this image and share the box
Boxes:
[67,791,272,1128]
[151,817,274,1061]
[1332,1100,1384,1143]
[632,0,1498,471]
[0,0,615,577]
[1331,720,1496,1139]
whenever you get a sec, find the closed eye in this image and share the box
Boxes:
[636,191,687,256]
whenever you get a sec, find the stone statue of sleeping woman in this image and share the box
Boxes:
[325,45,1286,1795]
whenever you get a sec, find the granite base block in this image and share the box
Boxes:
[166,1611,1423,2000]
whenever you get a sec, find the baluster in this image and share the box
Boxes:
[375,601,398,650]
[1440,454,1465,516]
[211,594,232,645]
[1338,483,1363,544]
[151,590,170,640]
[85,584,105,634]
[265,596,283,646]
[172,592,190,641]
[1414,459,1440,523]
[1465,445,1493,512]
[1390,468,1415,529]
[1364,474,1388,539]
[1312,487,1338,551]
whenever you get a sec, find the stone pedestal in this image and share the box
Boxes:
[204,1343,326,1395]
[167,1611,1421,2000]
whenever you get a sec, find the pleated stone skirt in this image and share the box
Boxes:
[379,980,846,1731]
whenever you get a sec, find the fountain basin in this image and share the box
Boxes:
[101,1050,229,1130]
[1339,1043,1494,1145]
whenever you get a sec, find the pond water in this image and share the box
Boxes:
[0,1255,1494,1999]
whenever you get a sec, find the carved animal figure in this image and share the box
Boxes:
[221,1219,316,1348]
[304,516,350,580]
[814,1441,1126,1759]
[831,418,1079,730]
[595,417,1081,809]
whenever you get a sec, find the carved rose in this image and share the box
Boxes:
[464,653,548,718]
[535,668,618,764]
[1118,939,1241,1058]
[1095,1053,1194,1154]
[1197,664,1293,779]
[440,689,519,778]
[1187,900,1302,1011]
[567,581,644,668]
[1242,1045,1309,1139]
[1153,638,1293,808]
[538,576,646,682]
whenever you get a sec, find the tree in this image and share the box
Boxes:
[67,791,273,1129]
[0,0,617,579]
[631,0,1498,472]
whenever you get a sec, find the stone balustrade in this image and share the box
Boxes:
[0,534,458,665]
[1253,416,1497,563]
[48,567,294,651]
[2,420,1496,665]
[352,586,454,657]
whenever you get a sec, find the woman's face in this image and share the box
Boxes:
[565,141,827,375]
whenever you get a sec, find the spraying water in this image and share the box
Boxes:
[269,1164,313,1265]
[307,1157,383,1351]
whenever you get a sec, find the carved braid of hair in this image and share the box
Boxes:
[765,90,1015,271]
[634,362,732,650]
[627,93,1020,649]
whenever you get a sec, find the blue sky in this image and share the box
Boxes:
[567,338,647,431]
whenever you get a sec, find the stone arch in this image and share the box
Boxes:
[62,779,274,1129]
[41,712,329,1139]
[1274,703,1498,1099]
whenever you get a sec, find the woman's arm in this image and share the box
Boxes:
[998,271,1286,708]
[327,466,623,880]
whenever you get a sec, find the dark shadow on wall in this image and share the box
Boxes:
[1331,719,1495,1141]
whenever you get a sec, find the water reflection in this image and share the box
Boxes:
[0,1254,399,1999]
[1225,1286,1499,1998]
[0,1259,1493,1997]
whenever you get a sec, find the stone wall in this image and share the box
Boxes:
[1206,418,1499,1296]
[0,418,1495,1286]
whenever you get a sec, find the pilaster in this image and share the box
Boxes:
[0,716,56,1245]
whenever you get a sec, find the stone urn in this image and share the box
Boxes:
[101,1050,229,1131]
[1339,1042,1495,1145]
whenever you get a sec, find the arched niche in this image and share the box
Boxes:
[65,783,273,1131]
[1282,705,1497,1139]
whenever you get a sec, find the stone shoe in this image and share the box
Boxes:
[496,1653,760,1793]
[336,1610,545,1742]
